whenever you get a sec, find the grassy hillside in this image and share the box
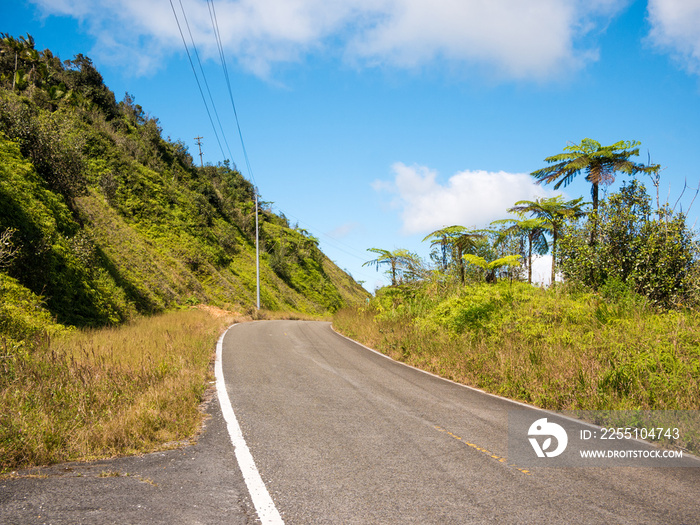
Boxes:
[0,34,367,343]
[0,34,368,471]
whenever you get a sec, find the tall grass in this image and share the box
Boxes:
[333,282,700,451]
[0,307,238,472]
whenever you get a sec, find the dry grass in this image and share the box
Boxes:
[0,307,242,473]
[247,307,330,322]
[334,304,700,411]
[333,283,700,452]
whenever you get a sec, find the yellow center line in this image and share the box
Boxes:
[434,425,531,475]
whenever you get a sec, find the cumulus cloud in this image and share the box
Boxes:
[347,0,603,79]
[647,0,700,75]
[373,162,559,235]
[30,0,628,79]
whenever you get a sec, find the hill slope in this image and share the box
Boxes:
[0,34,367,339]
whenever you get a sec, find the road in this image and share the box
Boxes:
[221,320,700,524]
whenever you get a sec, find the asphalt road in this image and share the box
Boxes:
[221,320,700,524]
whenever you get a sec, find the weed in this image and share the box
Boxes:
[99,470,123,477]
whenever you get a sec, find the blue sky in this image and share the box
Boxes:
[4,0,700,290]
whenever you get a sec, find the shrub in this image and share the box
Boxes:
[559,180,700,308]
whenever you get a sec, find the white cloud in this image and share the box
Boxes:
[373,162,559,235]
[30,0,629,79]
[647,0,700,75]
[348,0,593,79]
[33,0,182,74]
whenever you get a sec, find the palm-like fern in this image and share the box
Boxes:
[531,139,653,211]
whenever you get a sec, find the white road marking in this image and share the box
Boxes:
[216,325,284,524]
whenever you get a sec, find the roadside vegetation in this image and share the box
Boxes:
[0,307,237,472]
[336,138,700,453]
[335,281,700,411]
[0,33,367,471]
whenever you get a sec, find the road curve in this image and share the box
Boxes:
[220,320,700,524]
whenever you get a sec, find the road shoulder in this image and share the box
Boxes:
[0,387,256,525]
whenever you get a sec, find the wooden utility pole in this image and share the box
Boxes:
[194,136,204,167]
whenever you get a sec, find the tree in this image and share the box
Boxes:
[508,196,587,285]
[452,228,487,284]
[363,248,424,286]
[492,218,549,284]
[47,83,68,112]
[422,227,452,272]
[65,53,119,119]
[1,33,38,91]
[531,139,656,214]
[422,225,485,283]
[462,254,522,283]
[558,179,699,307]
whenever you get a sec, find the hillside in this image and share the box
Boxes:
[0,34,368,342]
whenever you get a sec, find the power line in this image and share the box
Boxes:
[168,0,227,162]
[272,210,378,283]
[176,0,235,163]
[172,2,373,292]
[284,213,369,262]
[199,5,373,279]
[203,0,261,306]
[206,0,256,185]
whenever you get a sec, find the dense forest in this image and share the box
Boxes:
[0,33,368,344]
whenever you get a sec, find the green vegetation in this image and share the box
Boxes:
[334,281,700,451]
[0,33,367,471]
[336,280,700,410]
[507,196,586,284]
[422,225,485,284]
[531,138,657,212]
[358,143,699,308]
[559,179,699,308]
[338,139,700,452]
[0,32,366,330]
[362,247,424,286]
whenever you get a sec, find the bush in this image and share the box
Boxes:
[559,180,700,308]
[0,94,86,199]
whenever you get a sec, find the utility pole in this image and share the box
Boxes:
[255,188,261,310]
[194,136,204,167]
